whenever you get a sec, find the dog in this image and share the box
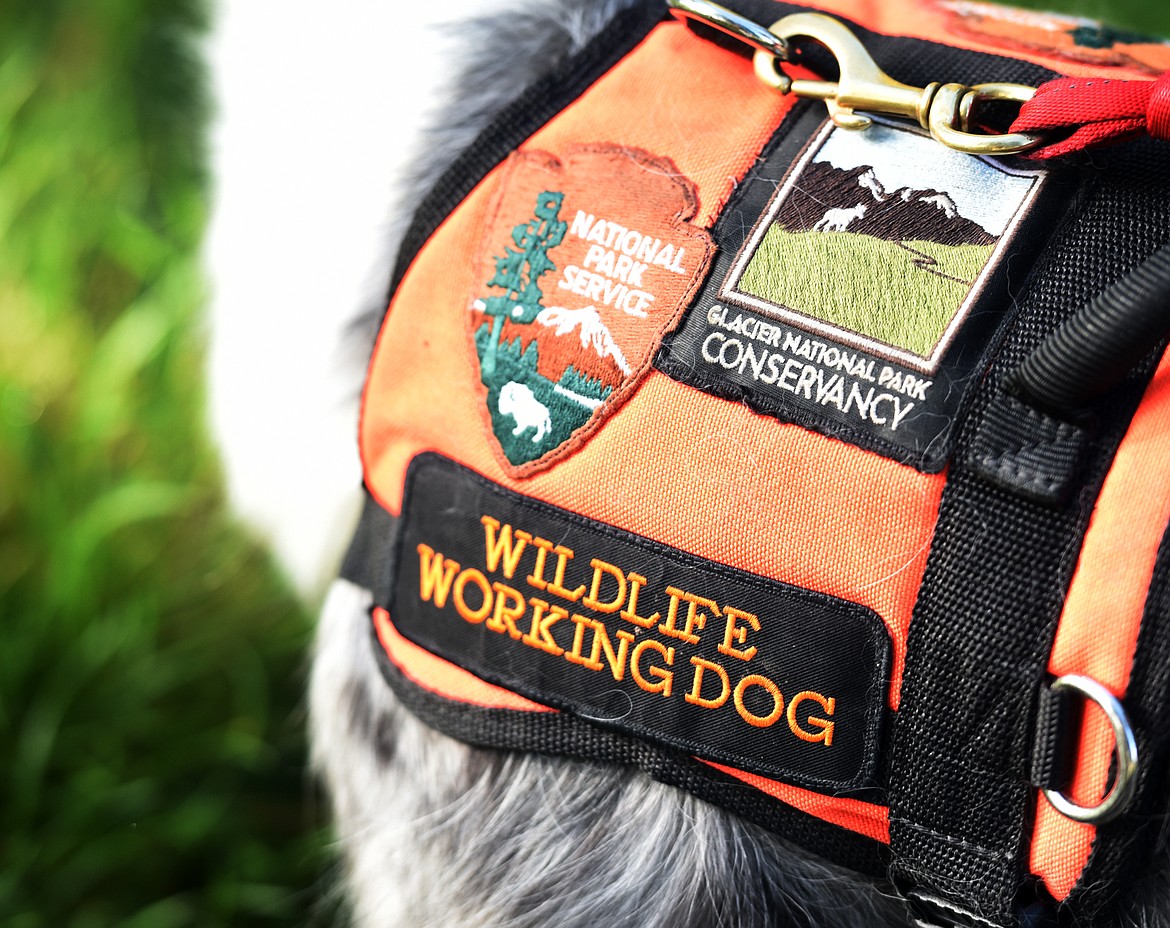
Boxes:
[308,1,1170,925]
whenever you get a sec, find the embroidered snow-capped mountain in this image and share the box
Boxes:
[535,305,632,375]
[916,191,958,219]
[779,162,995,246]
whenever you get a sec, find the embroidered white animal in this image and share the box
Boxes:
[498,381,552,442]
[814,203,868,232]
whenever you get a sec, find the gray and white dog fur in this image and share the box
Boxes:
[309,2,1170,925]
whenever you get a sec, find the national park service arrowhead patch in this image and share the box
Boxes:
[470,145,714,475]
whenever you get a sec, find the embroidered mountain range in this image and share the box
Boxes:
[723,121,1042,369]
[535,305,632,375]
[782,162,996,248]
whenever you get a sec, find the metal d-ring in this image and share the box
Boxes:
[932,82,1042,155]
[667,0,789,60]
[1042,674,1139,825]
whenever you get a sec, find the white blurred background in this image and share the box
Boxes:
[205,1,508,594]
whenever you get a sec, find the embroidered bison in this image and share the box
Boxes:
[498,380,552,442]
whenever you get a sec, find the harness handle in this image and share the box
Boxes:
[1011,72,1170,159]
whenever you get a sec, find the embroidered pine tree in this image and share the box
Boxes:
[479,191,567,376]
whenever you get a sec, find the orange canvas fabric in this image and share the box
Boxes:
[361,20,946,711]
[360,0,1170,885]
[360,17,946,839]
[1029,346,1170,899]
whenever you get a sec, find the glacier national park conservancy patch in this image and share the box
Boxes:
[470,145,714,475]
[658,114,1048,471]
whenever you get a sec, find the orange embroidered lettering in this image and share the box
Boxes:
[686,656,730,709]
[480,515,529,579]
[546,544,586,601]
[622,571,659,631]
[565,613,592,664]
[452,568,492,624]
[718,605,760,661]
[486,582,525,639]
[581,557,627,613]
[787,691,836,746]
[526,536,556,590]
[605,629,636,680]
[620,572,659,628]
[734,674,784,728]
[417,544,459,607]
[564,615,632,681]
[631,639,674,697]
[521,597,566,656]
[659,586,719,644]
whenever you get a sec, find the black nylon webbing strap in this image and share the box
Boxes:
[1028,684,1073,793]
[888,138,1170,927]
[340,490,399,606]
[967,393,1089,506]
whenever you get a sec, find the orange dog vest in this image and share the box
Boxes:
[342,2,1170,924]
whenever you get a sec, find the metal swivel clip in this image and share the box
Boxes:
[667,0,1044,155]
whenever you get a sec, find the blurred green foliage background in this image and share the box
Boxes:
[1006,0,1170,33]
[1,0,1168,925]
[0,0,330,924]
[1008,0,1170,35]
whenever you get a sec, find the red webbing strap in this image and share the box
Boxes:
[1012,71,1170,159]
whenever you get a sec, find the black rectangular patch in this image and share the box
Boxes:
[388,453,891,792]
[658,107,1051,471]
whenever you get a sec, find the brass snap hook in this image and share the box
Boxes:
[753,12,938,132]
[760,13,1043,154]
[667,0,1044,155]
